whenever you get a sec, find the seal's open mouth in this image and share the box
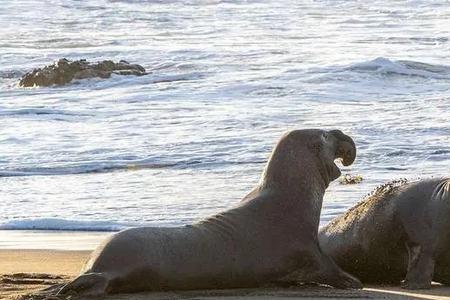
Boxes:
[325,130,356,180]
[335,141,356,166]
[331,130,356,167]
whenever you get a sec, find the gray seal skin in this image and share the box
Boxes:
[58,129,360,296]
[319,178,450,289]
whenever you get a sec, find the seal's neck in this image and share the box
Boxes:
[259,144,329,193]
[257,144,329,231]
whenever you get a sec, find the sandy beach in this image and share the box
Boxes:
[1,250,450,300]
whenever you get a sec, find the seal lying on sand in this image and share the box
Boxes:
[19,58,146,87]
[59,129,360,296]
[319,178,450,289]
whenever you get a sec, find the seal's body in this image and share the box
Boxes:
[59,129,360,296]
[319,178,450,289]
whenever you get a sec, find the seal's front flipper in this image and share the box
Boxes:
[275,265,362,289]
[57,273,110,297]
[305,250,362,289]
[276,249,362,289]
[400,211,435,290]
[401,242,434,289]
[318,254,362,289]
[316,270,362,289]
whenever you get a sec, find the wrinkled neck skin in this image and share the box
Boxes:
[198,142,333,245]
[257,144,330,231]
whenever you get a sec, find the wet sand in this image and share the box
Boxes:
[1,249,449,300]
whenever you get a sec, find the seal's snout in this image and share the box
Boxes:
[330,130,356,166]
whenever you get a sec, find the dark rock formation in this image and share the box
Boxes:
[19,59,147,87]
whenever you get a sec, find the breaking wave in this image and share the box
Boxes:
[0,158,264,177]
[346,57,450,79]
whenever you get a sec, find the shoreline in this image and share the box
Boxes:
[0,230,111,251]
[2,249,450,300]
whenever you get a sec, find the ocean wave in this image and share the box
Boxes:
[59,71,205,90]
[0,70,23,79]
[0,108,92,117]
[0,160,178,177]
[0,218,134,231]
[0,158,263,177]
[149,72,205,83]
[346,57,450,79]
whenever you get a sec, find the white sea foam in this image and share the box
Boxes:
[0,218,133,231]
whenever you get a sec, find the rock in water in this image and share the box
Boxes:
[19,59,147,87]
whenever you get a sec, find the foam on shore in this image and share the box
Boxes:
[0,218,135,231]
[0,230,110,250]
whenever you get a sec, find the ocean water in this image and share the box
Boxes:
[1,1,450,248]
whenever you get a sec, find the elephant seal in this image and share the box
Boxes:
[59,129,360,297]
[319,178,450,289]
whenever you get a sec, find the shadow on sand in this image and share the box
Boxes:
[3,273,450,300]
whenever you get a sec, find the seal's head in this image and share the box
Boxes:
[311,129,356,182]
[262,129,356,188]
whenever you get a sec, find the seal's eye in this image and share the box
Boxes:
[322,133,329,140]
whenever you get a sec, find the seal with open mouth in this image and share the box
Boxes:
[58,129,360,296]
